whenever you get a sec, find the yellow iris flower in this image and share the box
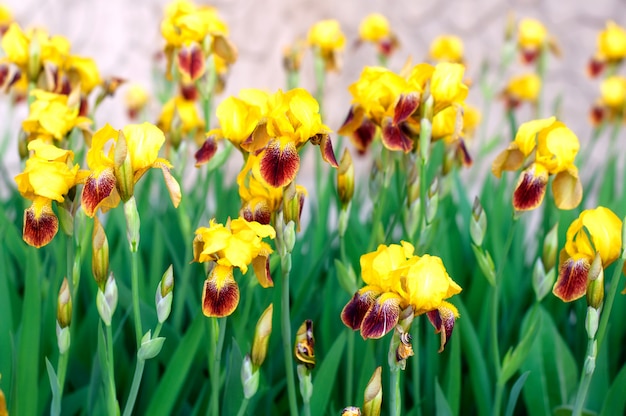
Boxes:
[193,217,275,317]
[307,19,346,72]
[429,35,464,64]
[14,139,86,247]
[157,95,205,148]
[553,207,623,302]
[517,18,559,64]
[358,13,398,58]
[21,89,91,143]
[341,241,461,351]
[492,117,582,211]
[211,87,337,188]
[502,73,541,108]
[81,122,181,217]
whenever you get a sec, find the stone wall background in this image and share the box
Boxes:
[3,0,625,189]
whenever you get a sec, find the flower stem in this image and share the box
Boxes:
[236,398,250,416]
[122,358,144,416]
[208,317,227,416]
[411,320,422,416]
[389,368,401,416]
[572,257,625,416]
[492,217,519,416]
[106,324,119,415]
[131,248,142,346]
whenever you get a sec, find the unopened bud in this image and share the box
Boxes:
[337,148,355,208]
[251,303,273,368]
[471,245,496,286]
[92,216,109,289]
[283,182,305,233]
[27,34,41,81]
[542,223,558,271]
[294,320,315,369]
[585,307,600,339]
[155,265,174,324]
[297,364,313,402]
[363,367,382,416]
[96,273,118,326]
[57,278,72,328]
[114,130,134,202]
[533,259,555,302]
[137,330,166,360]
[124,196,140,252]
[58,204,74,237]
[586,265,604,310]
[419,94,434,163]
[241,355,260,399]
[470,197,487,247]
[283,220,296,254]
[56,322,71,354]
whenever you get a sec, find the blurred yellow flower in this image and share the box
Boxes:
[193,217,275,317]
[588,21,626,77]
[358,13,398,58]
[0,4,13,33]
[21,89,91,142]
[341,241,461,351]
[502,73,541,108]
[157,95,205,148]
[492,117,582,211]
[553,207,622,302]
[14,139,85,247]
[517,18,559,63]
[125,84,150,120]
[81,123,181,217]
[307,19,346,72]
[429,35,464,63]
[600,75,626,108]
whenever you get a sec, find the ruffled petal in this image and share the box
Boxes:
[552,167,582,210]
[81,167,119,217]
[177,43,205,81]
[341,287,378,331]
[393,92,419,124]
[552,255,590,302]
[360,292,402,339]
[194,136,218,167]
[381,117,412,152]
[202,265,240,317]
[23,199,58,248]
[427,301,459,353]
[258,139,300,187]
[512,163,548,211]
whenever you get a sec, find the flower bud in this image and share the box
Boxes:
[27,33,41,81]
[124,196,140,252]
[283,182,305,233]
[283,221,296,254]
[92,217,109,289]
[96,273,118,326]
[114,130,134,202]
[363,367,382,416]
[588,252,603,282]
[470,197,487,247]
[58,204,74,237]
[586,264,604,310]
[297,364,313,402]
[532,258,555,302]
[56,322,70,354]
[137,330,166,360]
[251,303,273,368]
[241,355,260,399]
[294,320,315,369]
[542,223,559,271]
[585,306,600,340]
[337,148,355,209]
[338,205,350,238]
[57,277,72,329]
[426,177,439,224]
[471,245,496,286]
[155,265,174,324]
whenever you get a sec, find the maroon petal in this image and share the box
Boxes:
[360,293,401,339]
[195,136,218,167]
[177,43,205,81]
[341,289,378,330]
[427,304,457,353]
[352,118,377,154]
[394,93,419,124]
[23,202,58,248]
[552,256,590,302]
[81,168,119,217]
[381,118,413,153]
[512,164,548,211]
[587,58,604,78]
[259,140,300,188]
[202,267,240,317]
[316,133,338,168]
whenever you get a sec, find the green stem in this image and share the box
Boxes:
[122,358,145,416]
[535,45,548,119]
[236,398,250,416]
[55,350,69,400]
[572,257,626,415]
[492,217,519,416]
[131,248,142,346]
[208,317,227,416]
[389,368,401,416]
[106,324,119,415]
[287,70,300,90]
[412,320,422,416]
[346,329,355,405]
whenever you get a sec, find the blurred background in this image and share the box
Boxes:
[2,0,624,182]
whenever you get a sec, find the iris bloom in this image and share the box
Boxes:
[81,122,181,217]
[0,5,12,34]
[307,19,346,72]
[161,0,237,82]
[502,73,541,109]
[125,84,150,120]
[157,95,205,149]
[589,75,626,125]
[341,241,461,352]
[14,139,86,247]
[429,35,464,64]
[209,87,337,188]
[22,89,91,143]
[339,63,468,154]
[193,218,275,317]
[517,18,559,64]
[492,117,582,211]
[358,13,399,58]
[553,207,622,302]
[588,21,626,77]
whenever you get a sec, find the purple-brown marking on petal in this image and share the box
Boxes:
[23,203,58,248]
[194,136,218,167]
[589,105,604,126]
[341,289,377,331]
[587,58,605,78]
[512,166,548,211]
[241,200,271,225]
[81,168,117,217]
[156,162,182,208]
[521,48,539,65]
[180,82,199,101]
[553,256,590,302]
[360,295,401,339]
[252,255,273,288]
[427,306,457,353]
[316,133,339,168]
[352,118,377,154]
[382,118,413,153]
[202,272,240,317]
[394,93,420,124]
[458,138,472,167]
[177,44,205,81]
[259,140,300,188]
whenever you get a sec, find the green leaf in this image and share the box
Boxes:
[500,304,541,384]
[310,331,347,415]
[505,371,529,416]
[45,357,61,416]
[144,313,205,415]
[435,378,453,416]
[334,259,357,295]
[600,361,626,415]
